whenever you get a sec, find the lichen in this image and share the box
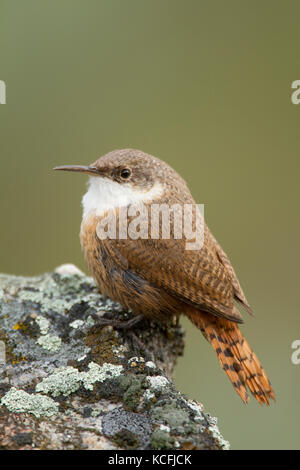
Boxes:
[151,400,190,431]
[143,389,155,402]
[35,362,123,397]
[101,407,152,448]
[159,424,171,432]
[35,315,50,335]
[36,366,82,397]
[187,400,205,423]
[128,357,145,365]
[205,414,230,450]
[146,375,169,392]
[81,362,123,390]
[12,322,27,331]
[112,429,139,449]
[1,387,58,418]
[0,267,229,450]
[0,270,113,317]
[70,319,84,329]
[36,334,62,352]
[151,428,175,450]
[145,361,156,369]
[118,374,145,410]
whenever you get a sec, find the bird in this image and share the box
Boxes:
[54,148,275,405]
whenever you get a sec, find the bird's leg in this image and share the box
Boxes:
[127,331,152,360]
[94,311,144,330]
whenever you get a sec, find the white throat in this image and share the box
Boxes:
[81,176,164,219]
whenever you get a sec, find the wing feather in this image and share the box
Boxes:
[111,235,244,323]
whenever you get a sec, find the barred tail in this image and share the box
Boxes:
[187,310,275,405]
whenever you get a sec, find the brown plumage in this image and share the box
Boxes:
[55,148,275,405]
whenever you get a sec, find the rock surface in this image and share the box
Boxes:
[0,264,229,450]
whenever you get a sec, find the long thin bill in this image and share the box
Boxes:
[53,165,100,176]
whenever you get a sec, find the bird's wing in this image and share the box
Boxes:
[205,226,253,315]
[110,235,244,323]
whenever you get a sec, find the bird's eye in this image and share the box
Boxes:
[120,168,131,179]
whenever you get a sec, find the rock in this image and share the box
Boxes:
[0,264,230,450]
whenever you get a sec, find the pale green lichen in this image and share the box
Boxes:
[36,366,82,397]
[159,424,171,433]
[1,387,58,418]
[143,389,155,402]
[36,362,123,397]
[187,400,205,423]
[35,315,50,335]
[146,375,169,392]
[37,334,62,352]
[70,319,85,329]
[145,361,156,369]
[85,316,95,327]
[17,277,71,313]
[0,271,121,323]
[81,362,123,391]
[5,272,105,315]
[77,354,87,362]
[206,414,230,450]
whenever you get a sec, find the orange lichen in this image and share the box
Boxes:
[12,322,27,331]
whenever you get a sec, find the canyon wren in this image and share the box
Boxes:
[54,148,275,405]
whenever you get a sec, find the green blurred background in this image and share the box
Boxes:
[1,0,299,449]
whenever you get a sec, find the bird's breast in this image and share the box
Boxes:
[79,211,181,319]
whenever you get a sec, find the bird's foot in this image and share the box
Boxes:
[94,312,144,330]
[94,312,152,359]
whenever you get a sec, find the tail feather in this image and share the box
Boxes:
[186,309,275,405]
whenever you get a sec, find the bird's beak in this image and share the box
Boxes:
[53,165,102,176]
